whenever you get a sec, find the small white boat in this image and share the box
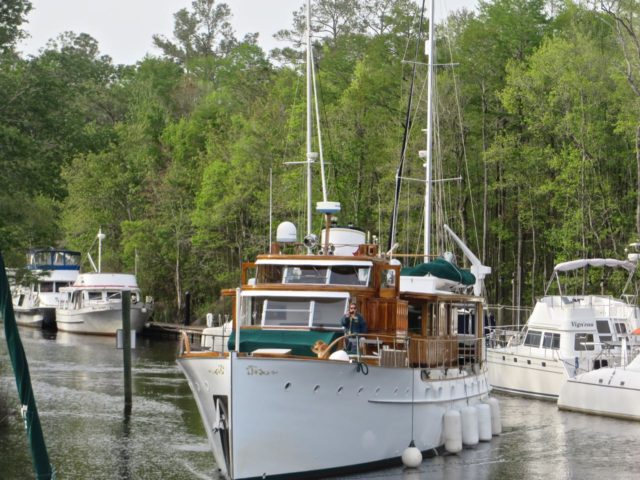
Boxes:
[558,338,640,420]
[487,258,640,399]
[12,248,81,329]
[56,272,153,335]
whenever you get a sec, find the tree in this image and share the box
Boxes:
[0,0,31,52]
[153,0,236,75]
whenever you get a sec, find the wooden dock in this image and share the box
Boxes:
[142,322,204,340]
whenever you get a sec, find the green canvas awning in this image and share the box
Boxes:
[228,329,342,357]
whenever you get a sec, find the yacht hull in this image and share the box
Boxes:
[178,353,491,480]
[13,308,45,328]
[486,349,566,399]
[558,368,640,420]
[56,306,149,335]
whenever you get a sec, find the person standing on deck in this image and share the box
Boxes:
[341,302,367,352]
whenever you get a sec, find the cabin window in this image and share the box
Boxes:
[329,266,370,286]
[574,333,594,351]
[34,252,50,265]
[17,294,25,306]
[596,320,612,344]
[53,252,65,265]
[256,265,283,284]
[107,291,121,300]
[243,296,346,328]
[283,266,329,284]
[380,269,396,288]
[64,252,81,266]
[615,322,627,335]
[542,332,560,349]
[54,282,71,292]
[263,298,312,326]
[88,291,103,301]
[39,282,54,293]
[523,330,542,347]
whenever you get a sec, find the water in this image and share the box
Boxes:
[2,326,639,480]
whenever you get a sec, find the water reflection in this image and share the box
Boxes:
[2,325,640,480]
[0,325,216,479]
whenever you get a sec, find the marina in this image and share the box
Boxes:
[1,325,640,479]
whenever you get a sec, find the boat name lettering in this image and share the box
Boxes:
[209,365,225,376]
[570,321,593,329]
[246,365,277,376]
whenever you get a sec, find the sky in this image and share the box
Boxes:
[17,0,479,65]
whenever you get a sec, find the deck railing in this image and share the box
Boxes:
[185,329,484,369]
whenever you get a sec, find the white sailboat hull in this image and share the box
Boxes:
[178,354,491,479]
[56,305,149,335]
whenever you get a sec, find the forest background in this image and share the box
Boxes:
[2,0,640,322]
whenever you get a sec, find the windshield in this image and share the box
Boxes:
[241,295,347,328]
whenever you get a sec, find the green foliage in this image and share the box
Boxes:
[4,0,640,320]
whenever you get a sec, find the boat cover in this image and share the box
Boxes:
[554,258,636,273]
[228,329,342,357]
[400,258,476,286]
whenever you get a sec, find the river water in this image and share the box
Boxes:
[2,325,639,480]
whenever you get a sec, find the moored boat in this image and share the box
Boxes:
[487,258,640,399]
[558,338,640,420]
[12,247,81,329]
[55,272,153,335]
[177,1,500,478]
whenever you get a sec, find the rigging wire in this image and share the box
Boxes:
[388,0,428,252]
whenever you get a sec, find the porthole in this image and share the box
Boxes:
[527,360,531,365]
[337,386,344,395]
[620,381,625,386]
[284,382,292,391]
[357,386,364,396]
[541,362,546,367]
[313,385,320,393]
[502,356,506,361]
[514,358,518,363]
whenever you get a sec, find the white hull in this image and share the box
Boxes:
[486,349,567,399]
[13,307,46,328]
[56,305,149,335]
[558,358,640,420]
[179,354,491,479]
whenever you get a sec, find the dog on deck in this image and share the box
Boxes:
[311,340,330,358]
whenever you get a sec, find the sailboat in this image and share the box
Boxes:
[177,2,498,478]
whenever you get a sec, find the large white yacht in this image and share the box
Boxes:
[487,258,640,399]
[177,2,500,478]
[12,248,81,329]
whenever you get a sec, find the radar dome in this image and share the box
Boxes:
[276,222,297,243]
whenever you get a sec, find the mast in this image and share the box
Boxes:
[306,0,313,237]
[423,0,435,262]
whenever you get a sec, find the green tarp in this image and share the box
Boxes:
[400,257,476,286]
[228,329,341,357]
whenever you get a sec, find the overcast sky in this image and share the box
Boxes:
[17,0,478,65]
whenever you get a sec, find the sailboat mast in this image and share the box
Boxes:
[306,0,313,237]
[424,0,435,262]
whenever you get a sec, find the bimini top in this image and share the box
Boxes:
[26,248,81,271]
[554,258,636,273]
